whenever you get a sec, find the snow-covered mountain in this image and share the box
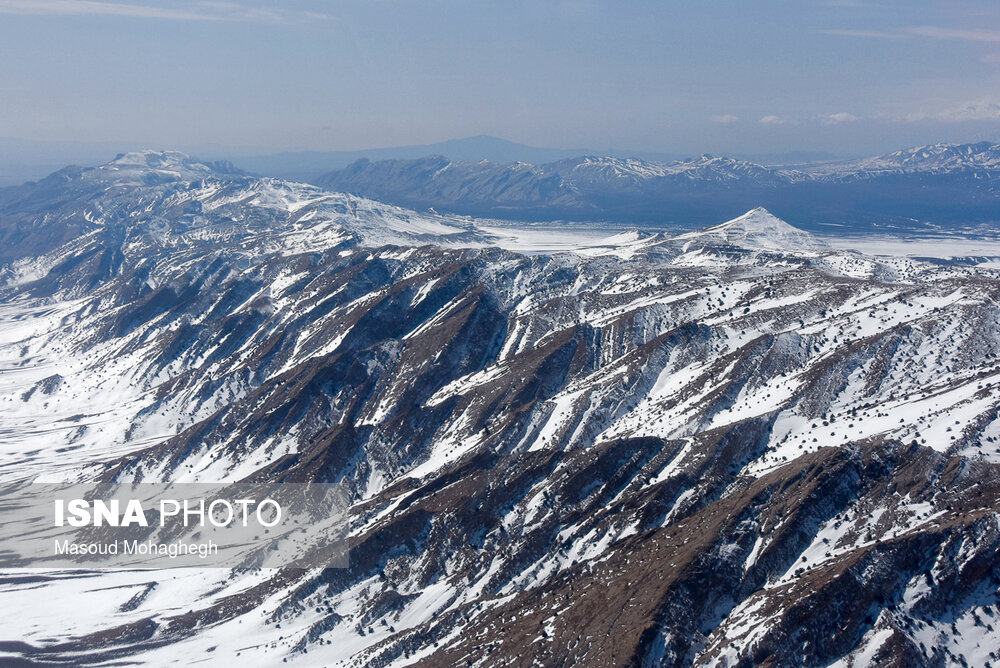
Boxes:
[675,206,830,252]
[809,141,1000,178]
[313,142,1000,230]
[2,153,1000,666]
[553,154,792,186]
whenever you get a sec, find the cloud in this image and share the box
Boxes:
[0,0,334,23]
[903,26,1000,42]
[0,0,214,19]
[821,29,904,39]
[711,114,739,124]
[982,52,1000,64]
[821,112,860,124]
[758,115,785,126]
[823,25,1000,42]
[902,102,1000,123]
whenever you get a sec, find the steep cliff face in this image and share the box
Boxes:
[2,153,1000,666]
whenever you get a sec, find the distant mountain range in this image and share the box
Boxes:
[0,135,846,187]
[312,142,1000,233]
[4,139,998,234]
[234,136,846,184]
[230,135,692,183]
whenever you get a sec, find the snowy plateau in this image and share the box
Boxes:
[1,151,1000,666]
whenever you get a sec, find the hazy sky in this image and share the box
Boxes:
[1,0,999,157]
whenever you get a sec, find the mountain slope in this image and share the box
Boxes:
[1,153,1000,666]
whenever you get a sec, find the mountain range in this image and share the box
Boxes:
[231,136,844,184]
[1,151,1000,666]
[0,135,689,188]
[314,142,1000,232]
[232,135,690,183]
